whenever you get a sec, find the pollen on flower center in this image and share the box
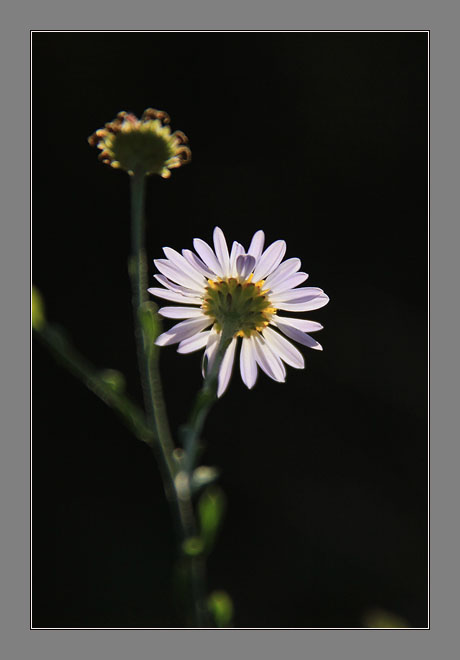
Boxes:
[202,277,277,338]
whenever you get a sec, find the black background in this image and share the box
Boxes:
[32,32,428,628]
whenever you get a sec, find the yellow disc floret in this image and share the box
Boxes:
[202,277,276,338]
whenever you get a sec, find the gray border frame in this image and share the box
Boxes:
[29,28,430,636]
[3,0,457,656]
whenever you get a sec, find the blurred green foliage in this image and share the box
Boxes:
[32,285,46,330]
[198,486,226,555]
[182,537,205,557]
[207,590,234,628]
[362,608,409,628]
[99,369,126,393]
[191,466,220,493]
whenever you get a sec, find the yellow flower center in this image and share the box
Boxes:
[202,277,277,338]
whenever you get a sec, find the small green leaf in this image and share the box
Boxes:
[99,369,126,393]
[207,590,233,628]
[32,285,46,330]
[182,536,205,557]
[198,486,226,554]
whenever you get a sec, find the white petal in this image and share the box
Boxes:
[262,326,305,369]
[273,322,323,351]
[250,335,285,382]
[268,272,309,295]
[148,287,203,304]
[193,238,223,276]
[239,337,258,389]
[270,316,324,333]
[155,317,212,346]
[248,230,265,261]
[229,241,245,277]
[154,274,198,295]
[217,337,237,397]
[270,286,325,304]
[182,249,215,278]
[158,306,205,319]
[264,258,301,289]
[154,259,205,292]
[177,331,211,354]
[275,294,330,312]
[252,240,286,281]
[213,227,230,277]
[236,254,256,280]
[202,327,220,377]
[162,247,207,288]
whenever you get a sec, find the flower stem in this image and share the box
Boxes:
[183,326,236,477]
[129,172,176,478]
[33,324,155,447]
[129,171,208,627]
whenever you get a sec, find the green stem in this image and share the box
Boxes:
[34,325,155,447]
[129,171,208,627]
[183,326,236,477]
[35,321,208,625]
[129,173,152,412]
[177,328,236,627]
[129,172,176,480]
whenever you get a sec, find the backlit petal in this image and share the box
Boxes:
[240,337,258,389]
[217,337,237,397]
[252,240,286,281]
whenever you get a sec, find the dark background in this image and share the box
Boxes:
[32,32,428,628]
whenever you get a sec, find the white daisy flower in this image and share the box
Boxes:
[148,227,329,397]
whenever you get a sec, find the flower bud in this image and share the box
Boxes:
[88,108,191,177]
